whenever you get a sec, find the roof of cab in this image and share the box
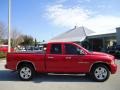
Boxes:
[47,42,73,44]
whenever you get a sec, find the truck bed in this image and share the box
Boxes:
[6,51,46,72]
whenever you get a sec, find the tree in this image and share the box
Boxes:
[34,38,37,47]
[0,22,6,43]
[0,23,4,39]
[20,35,34,47]
[11,29,23,48]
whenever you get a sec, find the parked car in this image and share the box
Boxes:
[18,46,44,52]
[107,45,120,58]
[26,46,43,51]
[5,42,117,82]
[0,45,14,52]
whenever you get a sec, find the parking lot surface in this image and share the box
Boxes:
[0,59,120,90]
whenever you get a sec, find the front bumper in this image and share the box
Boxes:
[110,63,117,74]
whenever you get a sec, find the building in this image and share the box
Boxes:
[87,31,116,51]
[49,26,94,42]
[48,26,120,52]
[87,27,120,51]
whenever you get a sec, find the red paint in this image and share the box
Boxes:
[5,42,117,74]
[0,45,14,53]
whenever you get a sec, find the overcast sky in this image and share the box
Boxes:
[0,0,120,41]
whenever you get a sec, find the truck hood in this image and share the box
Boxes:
[92,52,108,55]
[91,51,115,59]
[91,51,115,63]
[91,51,114,57]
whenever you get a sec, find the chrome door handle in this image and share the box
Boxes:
[48,57,54,59]
[65,57,71,60]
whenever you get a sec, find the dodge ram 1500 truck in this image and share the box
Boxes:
[5,42,117,82]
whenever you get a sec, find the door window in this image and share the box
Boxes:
[65,44,84,55]
[50,44,62,54]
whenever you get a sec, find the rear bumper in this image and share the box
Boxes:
[5,64,8,69]
[110,63,117,74]
[5,61,16,70]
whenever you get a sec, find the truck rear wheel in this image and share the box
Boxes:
[91,64,110,82]
[18,65,35,81]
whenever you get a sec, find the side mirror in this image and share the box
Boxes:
[77,48,85,55]
[79,50,85,55]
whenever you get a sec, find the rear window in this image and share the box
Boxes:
[50,44,62,54]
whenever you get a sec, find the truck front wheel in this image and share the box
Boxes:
[91,64,110,82]
[18,65,35,81]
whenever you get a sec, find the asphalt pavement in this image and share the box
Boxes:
[0,59,120,90]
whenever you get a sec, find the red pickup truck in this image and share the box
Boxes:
[5,42,117,82]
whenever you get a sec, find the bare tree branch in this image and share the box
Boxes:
[11,29,24,48]
[0,22,5,39]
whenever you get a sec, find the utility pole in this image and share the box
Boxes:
[8,0,11,52]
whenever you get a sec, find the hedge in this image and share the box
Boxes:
[0,52,6,58]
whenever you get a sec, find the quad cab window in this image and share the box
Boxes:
[50,44,62,54]
[65,44,85,55]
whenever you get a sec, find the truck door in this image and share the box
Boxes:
[63,44,90,72]
[46,43,65,72]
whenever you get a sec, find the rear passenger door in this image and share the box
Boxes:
[46,43,65,72]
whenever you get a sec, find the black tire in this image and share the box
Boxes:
[18,65,35,81]
[91,64,110,82]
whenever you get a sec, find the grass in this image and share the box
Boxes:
[0,52,6,60]
[0,58,6,61]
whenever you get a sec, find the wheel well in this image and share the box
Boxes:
[17,61,35,70]
[90,62,111,73]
